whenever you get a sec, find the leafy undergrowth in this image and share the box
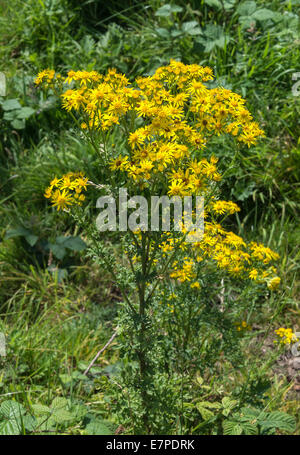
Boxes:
[0,0,299,435]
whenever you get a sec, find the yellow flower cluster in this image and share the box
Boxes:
[36,60,264,199]
[170,258,196,283]
[44,172,88,211]
[37,61,279,289]
[275,328,299,345]
[235,321,251,332]
[35,69,60,86]
[211,200,241,216]
[267,276,281,290]
[161,222,279,285]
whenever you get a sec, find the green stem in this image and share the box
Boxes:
[137,232,151,433]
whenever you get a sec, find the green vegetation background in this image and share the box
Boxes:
[0,0,299,435]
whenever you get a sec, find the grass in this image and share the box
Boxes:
[0,0,299,435]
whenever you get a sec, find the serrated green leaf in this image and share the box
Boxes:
[196,401,221,420]
[84,419,113,435]
[196,405,214,420]
[223,420,243,435]
[239,407,261,422]
[0,418,21,435]
[69,403,88,420]
[23,415,37,432]
[242,422,258,435]
[222,397,238,416]
[36,415,56,431]
[51,397,68,410]
[51,408,73,423]
[259,411,296,433]
[31,404,51,417]
[181,21,201,36]
[0,400,26,419]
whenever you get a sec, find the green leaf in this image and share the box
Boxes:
[222,397,238,416]
[155,27,170,39]
[155,4,183,17]
[11,119,25,129]
[181,21,201,36]
[196,401,221,420]
[55,236,69,245]
[36,416,55,431]
[236,1,257,16]
[51,397,68,410]
[171,29,182,38]
[223,420,243,435]
[242,422,258,435]
[31,404,51,417]
[23,415,37,432]
[5,227,30,240]
[0,400,26,419]
[3,111,17,121]
[0,418,21,435]
[197,24,230,52]
[239,407,260,421]
[59,371,87,386]
[16,107,35,119]
[252,8,275,21]
[1,99,21,111]
[259,411,296,433]
[51,268,68,282]
[84,419,113,435]
[49,244,66,260]
[55,235,87,251]
[51,408,73,423]
[225,420,258,435]
[238,16,256,29]
[0,401,26,435]
[63,236,87,252]
[59,374,73,385]
[195,375,204,386]
[25,234,39,247]
[47,396,74,424]
[223,0,236,10]
[69,402,88,420]
[204,0,222,9]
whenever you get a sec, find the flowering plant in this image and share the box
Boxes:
[36,61,281,432]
